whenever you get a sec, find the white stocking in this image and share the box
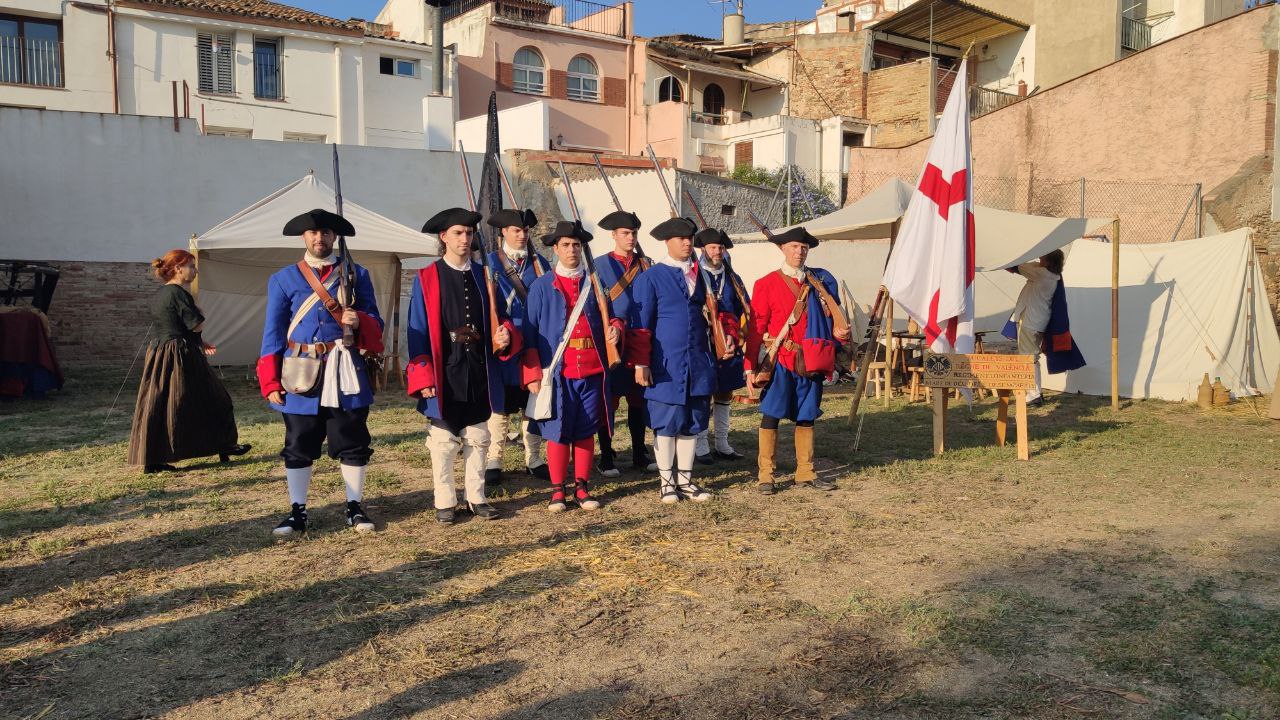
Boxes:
[286,466,311,506]
[713,402,733,453]
[341,464,365,502]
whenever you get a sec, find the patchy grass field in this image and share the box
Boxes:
[2,368,1279,720]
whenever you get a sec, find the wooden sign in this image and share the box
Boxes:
[922,353,1036,390]
[924,353,1033,461]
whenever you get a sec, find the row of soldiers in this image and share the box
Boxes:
[257,203,850,535]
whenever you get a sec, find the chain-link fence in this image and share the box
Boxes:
[846,170,1203,244]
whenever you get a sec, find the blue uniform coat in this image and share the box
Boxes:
[704,266,749,394]
[488,249,550,387]
[631,263,717,404]
[595,252,649,394]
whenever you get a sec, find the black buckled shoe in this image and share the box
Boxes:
[346,501,375,533]
[272,503,308,537]
[713,448,744,461]
[695,453,716,466]
[143,463,177,474]
[436,507,456,525]
[597,453,621,479]
[633,447,658,472]
[805,478,837,492]
[757,482,776,496]
[468,502,500,520]
[527,464,550,482]
[218,444,252,463]
[484,467,503,485]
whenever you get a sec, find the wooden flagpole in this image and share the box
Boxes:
[1111,218,1120,411]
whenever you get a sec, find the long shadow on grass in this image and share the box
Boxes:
[343,660,523,719]
[1,528,600,719]
[0,490,438,606]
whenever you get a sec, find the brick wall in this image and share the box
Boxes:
[43,261,158,367]
[865,59,934,147]
[789,33,866,121]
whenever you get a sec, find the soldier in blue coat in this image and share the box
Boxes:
[592,209,656,476]
[630,217,740,504]
[692,228,750,464]
[519,221,623,512]
[483,208,551,485]
[406,208,521,525]
[257,209,385,537]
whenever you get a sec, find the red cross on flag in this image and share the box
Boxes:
[881,57,975,355]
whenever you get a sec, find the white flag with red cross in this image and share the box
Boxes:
[881,57,975,355]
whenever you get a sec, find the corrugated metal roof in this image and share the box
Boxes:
[871,0,1028,48]
[650,55,785,87]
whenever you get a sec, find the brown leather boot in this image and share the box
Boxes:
[794,425,816,484]
[757,427,777,493]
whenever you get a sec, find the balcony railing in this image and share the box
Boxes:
[691,110,726,125]
[969,85,1021,119]
[1121,16,1152,52]
[442,0,627,38]
[0,36,63,88]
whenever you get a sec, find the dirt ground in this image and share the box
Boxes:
[2,368,1278,720]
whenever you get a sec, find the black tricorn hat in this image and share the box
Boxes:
[541,219,593,247]
[598,210,642,231]
[694,227,733,249]
[283,208,355,237]
[422,207,482,234]
[486,209,525,229]
[521,208,539,228]
[649,217,698,241]
[768,226,819,248]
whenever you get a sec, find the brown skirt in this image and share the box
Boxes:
[127,338,239,466]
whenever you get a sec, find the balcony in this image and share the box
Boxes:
[1121,16,1153,53]
[0,36,63,88]
[969,85,1021,119]
[442,0,628,39]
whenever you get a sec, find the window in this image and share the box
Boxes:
[703,83,725,116]
[657,75,682,103]
[566,55,599,101]
[253,37,282,99]
[203,126,251,138]
[512,47,544,95]
[284,131,326,143]
[197,32,235,94]
[379,56,418,78]
[0,14,63,88]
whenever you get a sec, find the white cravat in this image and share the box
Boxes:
[704,263,725,277]
[504,244,528,261]
[554,262,585,279]
[304,253,337,269]
[780,263,806,279]
[442,256,470,272]
[660,255,697,295]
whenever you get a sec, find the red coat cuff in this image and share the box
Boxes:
[521,347,543,387]
[256,354,283,398]
[624,328,652,368]
[497,320,522,361]
[406,354,435,397]
[719,311,741,342]
[356,312,384,354]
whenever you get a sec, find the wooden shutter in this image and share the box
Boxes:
[734,140,753,168]
[197,32,234,93]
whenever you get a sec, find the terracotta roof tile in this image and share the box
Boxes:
[125,0,364,32]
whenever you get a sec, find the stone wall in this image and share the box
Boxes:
[1204,154,1280,324]
[865,59,934,147]
[789,33,866,122]
[676,171,780,236]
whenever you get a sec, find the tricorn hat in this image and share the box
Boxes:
[486,209,525,229]
[422,207,482,234]
[283,208,355,237]
[541,219,593,247]
[768,226,819,248]
[598,210,642,231]
[693,227,733,249]
[649,217,698,241]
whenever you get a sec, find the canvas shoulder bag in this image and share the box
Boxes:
[526,277,593,420]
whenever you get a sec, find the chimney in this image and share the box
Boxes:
[425,1,445,95]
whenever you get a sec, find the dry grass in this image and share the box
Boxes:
[1,367,1279,719]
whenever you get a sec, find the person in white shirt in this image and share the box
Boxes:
[1009,249,1065,405]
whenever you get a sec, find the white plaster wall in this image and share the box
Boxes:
[0,107,483,262]
[361,40,441,148]
[0,0,114,112]
[374,0,430,46]
[976,26,1034,93]
[551,168,683,259]
[455,100,549,151]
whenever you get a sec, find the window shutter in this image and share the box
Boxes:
[197,34,214,92]
[198,33,234,93]
[215,33,234,93]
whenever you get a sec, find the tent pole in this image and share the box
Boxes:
[188,234,200,301]
[1111,219,1120,411]
[390,255,404,390]
[1246,247,1257,390]
[883,290,894,407]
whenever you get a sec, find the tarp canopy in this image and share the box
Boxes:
[731,177,1114,270]
[191,173,435,365]
[1043,229,1278,402]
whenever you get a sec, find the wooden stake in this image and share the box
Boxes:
[996,389,1010,446]
[1015,389,1029,460]
[1111,218,1120,411]
[932,388,948,455]
[883,295,894,407]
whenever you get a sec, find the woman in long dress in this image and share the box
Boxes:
[127,249,250,473]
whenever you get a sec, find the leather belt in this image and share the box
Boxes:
[288,340,335,355]
[764,335,800,353]
[449,327,482,345]
[567,337,595,350]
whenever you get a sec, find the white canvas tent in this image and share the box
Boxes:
[190,173,435,366]
[1044,229,1278,401]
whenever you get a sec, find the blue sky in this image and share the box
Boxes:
[290,1,812,38]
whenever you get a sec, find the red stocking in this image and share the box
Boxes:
[546,440,570,488]
[572,437,595,499]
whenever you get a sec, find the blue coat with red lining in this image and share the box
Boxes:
[404,260,522,420]
[488,249,550,388]
[256,260,384,415]
[704,265,750,393]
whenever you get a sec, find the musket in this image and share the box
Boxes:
[557,161,622,369]
[331,144,355,348]
[682,187,752,332]
[590,153,647,261]
[645,144,731,361]
[493,152,521,211]
[456,142,504,355]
